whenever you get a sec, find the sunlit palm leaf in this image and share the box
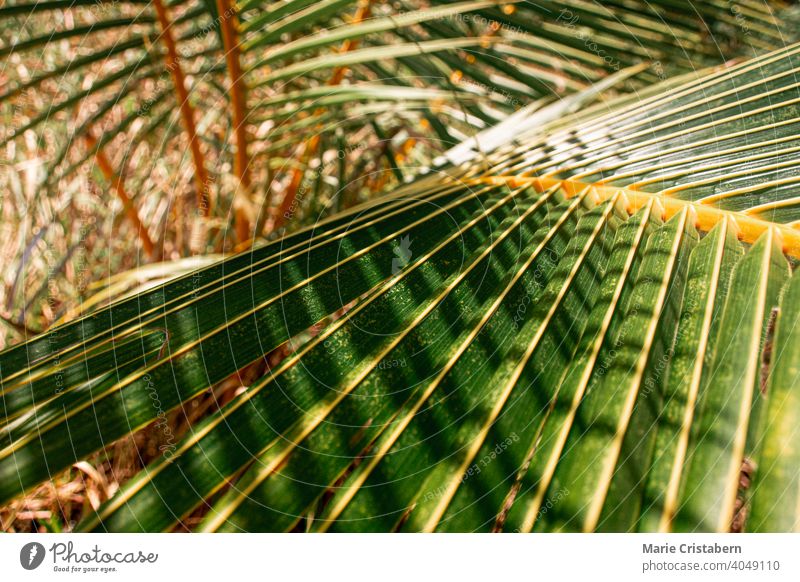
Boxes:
[2,38,800,532]
[2,0,794,301]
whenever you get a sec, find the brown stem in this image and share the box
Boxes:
[215,0,252,242]
[152,0,212,218]
[215,0,250,190]
[268,0,373,236]
[85,132,158,259]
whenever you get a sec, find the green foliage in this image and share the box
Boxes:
[1,0,799,532]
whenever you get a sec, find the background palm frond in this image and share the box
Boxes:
[2,36,800,532]
[1,0,798,342]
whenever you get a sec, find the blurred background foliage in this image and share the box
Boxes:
[1,1,800,532]
[2,0,798,346]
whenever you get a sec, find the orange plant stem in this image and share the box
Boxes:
[270,0,373,235]
[214,0,252,243]
[152,0,211,217]
[215,0,250,190]
[85,132,157,259]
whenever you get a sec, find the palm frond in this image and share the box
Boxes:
[2,38,800,532]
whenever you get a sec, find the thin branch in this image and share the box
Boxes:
[268,0,373,236]
[85,131,158,259]
[215,0,252,243]
[152,0,212,220]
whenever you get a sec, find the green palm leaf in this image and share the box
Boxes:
[3,33,800,531]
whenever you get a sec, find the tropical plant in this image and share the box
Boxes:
[1,1,799,532]
[1,0,794,336]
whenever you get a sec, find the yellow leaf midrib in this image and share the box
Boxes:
[462,175,800,260]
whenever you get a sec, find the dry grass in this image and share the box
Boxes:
[0,374,259,532]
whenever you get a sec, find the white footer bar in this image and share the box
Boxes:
[1,534,797,581]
